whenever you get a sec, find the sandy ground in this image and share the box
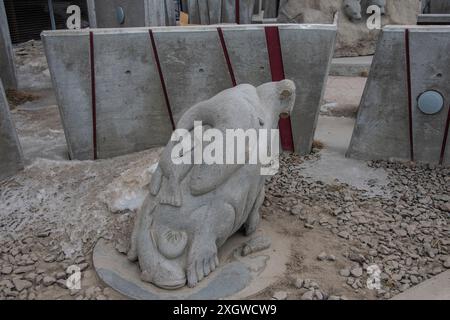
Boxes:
[0,41,448,300]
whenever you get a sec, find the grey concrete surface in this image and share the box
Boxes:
[0,81,24,181]
[330,56,373,77]
[42,24,336,160]
[0,0,17,90]
[392,270,450,300]
[306,116,389,196]
[347,26,450,166]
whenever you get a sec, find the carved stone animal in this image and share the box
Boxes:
[128,80,296,289]
[343,0,362,21]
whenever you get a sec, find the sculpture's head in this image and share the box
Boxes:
[257,79,296,128]
[343,0,362,21]
[139,222,189,290]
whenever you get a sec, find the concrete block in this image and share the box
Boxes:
[347,26,450,166]
[42,24,336,160]
[0,0,17,90]
[0,81,23,181]
[87,0,176,28]
[417,14,450,25]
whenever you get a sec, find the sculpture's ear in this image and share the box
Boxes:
[277,80,296,101]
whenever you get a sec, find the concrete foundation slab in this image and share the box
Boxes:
[93,220,290,300]
[392,270,450,300]
[347,26,450,166]
[0,81,24,181]
[0,0,17,90]
[330,56,373,77]
[42,24,336,160]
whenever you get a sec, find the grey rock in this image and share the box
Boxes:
[1,266,12,275]
[294,278,304,289]
[272,291,288,300]
[444,257,450,269]
[12,278,32,292]
[339,268,351,277]
[42,276,56,286]
[301,290,315,300]
[351,267,363,278]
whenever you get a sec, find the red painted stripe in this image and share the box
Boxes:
[235,0,240,24]
[265,26,285,81]
[149,29,176,130]
[265,26,294,152]
[405,29,414,162]
[89,31,97,160]
[217,27,237,87]
[279,115,294,152]
[440,105,450,165]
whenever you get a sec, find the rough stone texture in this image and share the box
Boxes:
[278,0,421,57]
[42,24,336,160]
[0,0,17,89]
[87,0,176,27]
[347,26,450,166]
[128,81,295,289]
[0,81,24,181]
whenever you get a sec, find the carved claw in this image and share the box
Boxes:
[186,244,219,288]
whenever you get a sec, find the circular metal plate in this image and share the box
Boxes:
[417,90,444,115]
[116,7,125,25]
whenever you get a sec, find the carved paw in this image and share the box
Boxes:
[186,244,219,288]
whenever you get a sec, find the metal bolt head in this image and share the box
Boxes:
[417,90,444,115]
[116,7,125,25]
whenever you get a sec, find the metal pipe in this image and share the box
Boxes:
[48,0,56,30]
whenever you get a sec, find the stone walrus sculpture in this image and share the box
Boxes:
[128,80,296,289]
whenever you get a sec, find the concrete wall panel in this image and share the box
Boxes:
[0,0,17,89]
[347,26,450,166]
[43,33,93,160]
[89,0,174,28]
[155,29,233,123]
[280,26,337,154]
[0,81,23,181]
[93,32,173,158]
[42,24,336,160]
[222,27,272,86]
[410,30,450,164]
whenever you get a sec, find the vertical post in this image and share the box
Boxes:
[48,0,56,30]
[0,0,18,89]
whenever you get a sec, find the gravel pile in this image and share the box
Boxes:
[265,153,450,299]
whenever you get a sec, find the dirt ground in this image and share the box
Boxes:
[0,41,448,300]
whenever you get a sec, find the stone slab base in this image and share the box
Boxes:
[93,220,290,300]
